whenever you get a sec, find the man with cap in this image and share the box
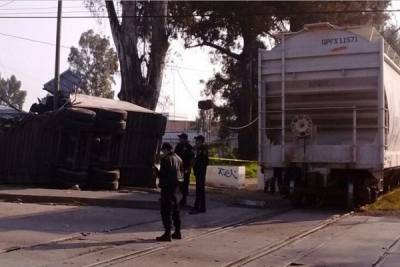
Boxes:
[174,133,194,207]
[156,142,184,241]
[190,135,209,214]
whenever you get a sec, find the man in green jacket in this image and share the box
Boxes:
[156,142,184,241]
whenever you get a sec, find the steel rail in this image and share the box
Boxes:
[224,211,353,267]
[82,208,294,267]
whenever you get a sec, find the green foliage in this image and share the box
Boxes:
[68,29,118,99]
[208,143,238,159]
[0,74,26,110]
[382,25,400,56]
[287,1,389,32]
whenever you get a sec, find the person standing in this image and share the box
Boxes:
[190,135,209,214]
[174,133,194,207]
[156,142,183,242]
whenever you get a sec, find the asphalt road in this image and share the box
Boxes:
[0,198,399,266]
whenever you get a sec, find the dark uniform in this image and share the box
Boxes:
[174,141,194,206]
[157,147,183,240]
[192,138,209,213]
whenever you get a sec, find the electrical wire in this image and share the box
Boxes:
[0,32,70,48]
[175,68,198,103]
[166,64,210,73]
[225,117,258,131]
[0,95,23,112]
[0,10,93,15]
[0,8,398,19]
[0,5,83,11]
[0,31,212,74]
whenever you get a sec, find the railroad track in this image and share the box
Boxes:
[80,209,351,267]
[0,206,351,267]
[81,208,293,267]
[0,217,162,255]
[224,211,353,267]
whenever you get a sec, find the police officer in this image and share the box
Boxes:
[174,133,194,207]
[156,142,183,242]
[190,135,209,214]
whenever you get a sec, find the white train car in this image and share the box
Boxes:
[258,23,400,207]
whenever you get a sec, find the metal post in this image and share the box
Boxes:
[53,0,62,111]
[258,49,263,166]
[281,34,286,162]
[379,38,385,167]
[352,106,357,163]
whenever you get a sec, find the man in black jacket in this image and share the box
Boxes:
[190,135,209,214]
[174,133,194,207]
[156,142,184,242]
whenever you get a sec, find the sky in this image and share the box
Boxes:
[0,0,216,120]
[1,1,400,121]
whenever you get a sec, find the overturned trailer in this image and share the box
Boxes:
[0,94,166,189]
[72,94,167,187]
[258,23,400,207]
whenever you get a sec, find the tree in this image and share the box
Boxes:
[157,94,173,113]
[287,1,389,32]
[176,1,390,159]
[85,1,180,110]
[68,29,118,99]
[0,74,26,110]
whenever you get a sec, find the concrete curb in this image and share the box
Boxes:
[0,193,160,210]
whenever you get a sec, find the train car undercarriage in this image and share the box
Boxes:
[263,166,400,209]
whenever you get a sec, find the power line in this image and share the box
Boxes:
[166,64,211,73]
[0,8,399,19]
[0,32,70,48]
[225,117,258,131]
[0,10,93,15]
[0,5,83,11]
[175,68,198,103]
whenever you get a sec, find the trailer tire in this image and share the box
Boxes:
[96,108,127,121]
[95,120,126,132]
[63,108,96,122]
[57,168,87,188]
[62,119,94,131]
[90,181,119,191]
[90,168,120,182]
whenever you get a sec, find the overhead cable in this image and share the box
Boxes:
[175,68,198,103]
[0,5,83,11]
[0,32,70,48]
[0,8,398,19]
[225,117,258,131]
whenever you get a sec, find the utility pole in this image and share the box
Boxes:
[53,0,62,110]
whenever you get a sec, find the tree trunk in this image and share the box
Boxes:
[105,1,169,111]
[146,1,169,110]
[237,19,258,160]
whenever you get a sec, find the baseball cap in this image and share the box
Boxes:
[177,133,188,139]
[194,135,205,142]
[161,142,173,151]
